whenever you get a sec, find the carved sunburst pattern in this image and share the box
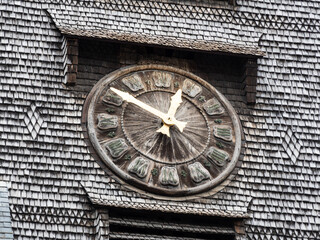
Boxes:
[85,65,242,197]
[123,91,210,164]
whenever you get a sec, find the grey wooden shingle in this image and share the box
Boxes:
[0,182,13,240]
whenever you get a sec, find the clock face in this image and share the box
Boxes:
[85,65,242,197]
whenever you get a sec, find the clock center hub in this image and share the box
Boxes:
[162,116,175,126]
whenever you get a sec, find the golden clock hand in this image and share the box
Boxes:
[111,87,167,119]
[156,89,187,136]
[167,89,183,117]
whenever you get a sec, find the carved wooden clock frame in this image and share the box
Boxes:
[83,65,243,199]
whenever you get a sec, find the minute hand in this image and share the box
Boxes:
[111,87,176,122]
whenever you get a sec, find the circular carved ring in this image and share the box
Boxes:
[84,65,242,197]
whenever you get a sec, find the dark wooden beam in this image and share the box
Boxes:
[65,38,79,85]
[234,219,246,236]
[243,58,258,104]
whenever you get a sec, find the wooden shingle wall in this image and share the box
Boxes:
[0,182,13,240]
[0,1,104,239]
[0,0,320,240]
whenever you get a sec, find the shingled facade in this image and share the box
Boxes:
[1,0,320,239]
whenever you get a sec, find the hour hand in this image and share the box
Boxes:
[156,89,187,136]
[167,89,183,117]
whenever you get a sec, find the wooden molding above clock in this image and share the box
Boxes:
[83,65,243,198]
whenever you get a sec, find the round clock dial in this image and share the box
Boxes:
[85,65,242,197]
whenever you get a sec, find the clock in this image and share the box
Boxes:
[84,65,242,197]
